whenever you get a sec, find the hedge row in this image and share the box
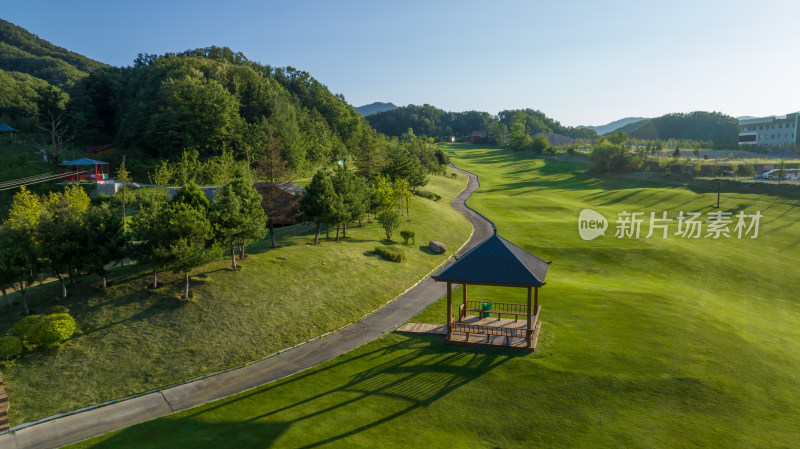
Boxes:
[373,246,406,263]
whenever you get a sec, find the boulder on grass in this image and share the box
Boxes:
[428,241,447,254]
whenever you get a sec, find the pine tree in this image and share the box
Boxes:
[211,179,267,269]
[298,171,337,244]
[79,203,125,288]
[149,203,217,299]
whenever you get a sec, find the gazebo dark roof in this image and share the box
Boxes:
[0,123,16,132]
[432,231,550,287]
[58,158,109,166]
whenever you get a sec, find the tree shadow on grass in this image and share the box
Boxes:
[79,292,186,337]
[80,336,523,448]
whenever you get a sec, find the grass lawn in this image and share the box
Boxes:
[73,143,800,448]
[0,172,471,426]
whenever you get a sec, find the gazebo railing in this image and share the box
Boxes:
[461,300,532,321]
[453,322,526,338]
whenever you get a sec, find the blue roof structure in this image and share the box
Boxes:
[432,231,550,287]
[0,123,16,132]
[58,158,109,166]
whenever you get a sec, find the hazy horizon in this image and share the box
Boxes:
[4,0,799,127]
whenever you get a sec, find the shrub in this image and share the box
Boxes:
[29,313,77,347]
[415,190,441,201]
[400,230,415,245]
[530,135,550,154]
[542,145,558,155]
[0,335,22,360]
[373,246,406,263]
[0,336,23,360]
[47,305,70,315]
[14,315,42,339]
[699,164,718,177]
[737,164,756,177]
[590,142,642,173]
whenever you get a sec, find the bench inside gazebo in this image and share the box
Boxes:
[431,229,551,350]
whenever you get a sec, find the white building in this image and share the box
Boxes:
[739,113,799,148]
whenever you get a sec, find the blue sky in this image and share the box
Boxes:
[4,0,800,126]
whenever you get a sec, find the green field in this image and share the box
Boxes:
[74,143,800,448]
[0,173,471,426]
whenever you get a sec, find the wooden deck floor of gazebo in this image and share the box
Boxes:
[397,316,541,350]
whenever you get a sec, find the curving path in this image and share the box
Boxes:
[0,166,493,449]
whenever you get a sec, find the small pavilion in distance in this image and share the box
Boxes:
[57,158,110,184]
[430,229,550,350]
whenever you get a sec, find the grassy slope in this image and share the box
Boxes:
[72,144,800,448]
[0,173,471,425]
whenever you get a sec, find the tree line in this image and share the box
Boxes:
[366,105,598,141]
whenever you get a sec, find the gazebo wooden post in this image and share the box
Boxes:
[446,282,453,340]
[526,286,533,348]
[462,283,468,321]
[534,287,539,316]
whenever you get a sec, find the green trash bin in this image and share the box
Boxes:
[481,302,492,318]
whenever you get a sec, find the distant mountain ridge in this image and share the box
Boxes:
[354,102,397,116]
[578,117,648,135]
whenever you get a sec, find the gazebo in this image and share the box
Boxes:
[0,123,17,140]
[57,158,110,184]
[431,229,550,349]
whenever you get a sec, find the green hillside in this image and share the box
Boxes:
[0,19,106,89]
[0,67,54,119]
[69,47,370,174]
[612,111,738,146]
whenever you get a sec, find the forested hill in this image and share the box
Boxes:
[0,19,106,89]
[0,13,372,176]
[612,111,738,146]
[367,104,597,140]
[71,47,369,173]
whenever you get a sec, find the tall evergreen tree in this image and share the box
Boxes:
[211,179,267,269]
[331,168,356,240]
[298,171,337,244]
[355,130,388,180]
[79,203,125,289]
[131,193,167,288]
[149,203,217,299]
[384,148,428,189]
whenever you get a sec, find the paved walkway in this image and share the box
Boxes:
[0,166,493,449]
